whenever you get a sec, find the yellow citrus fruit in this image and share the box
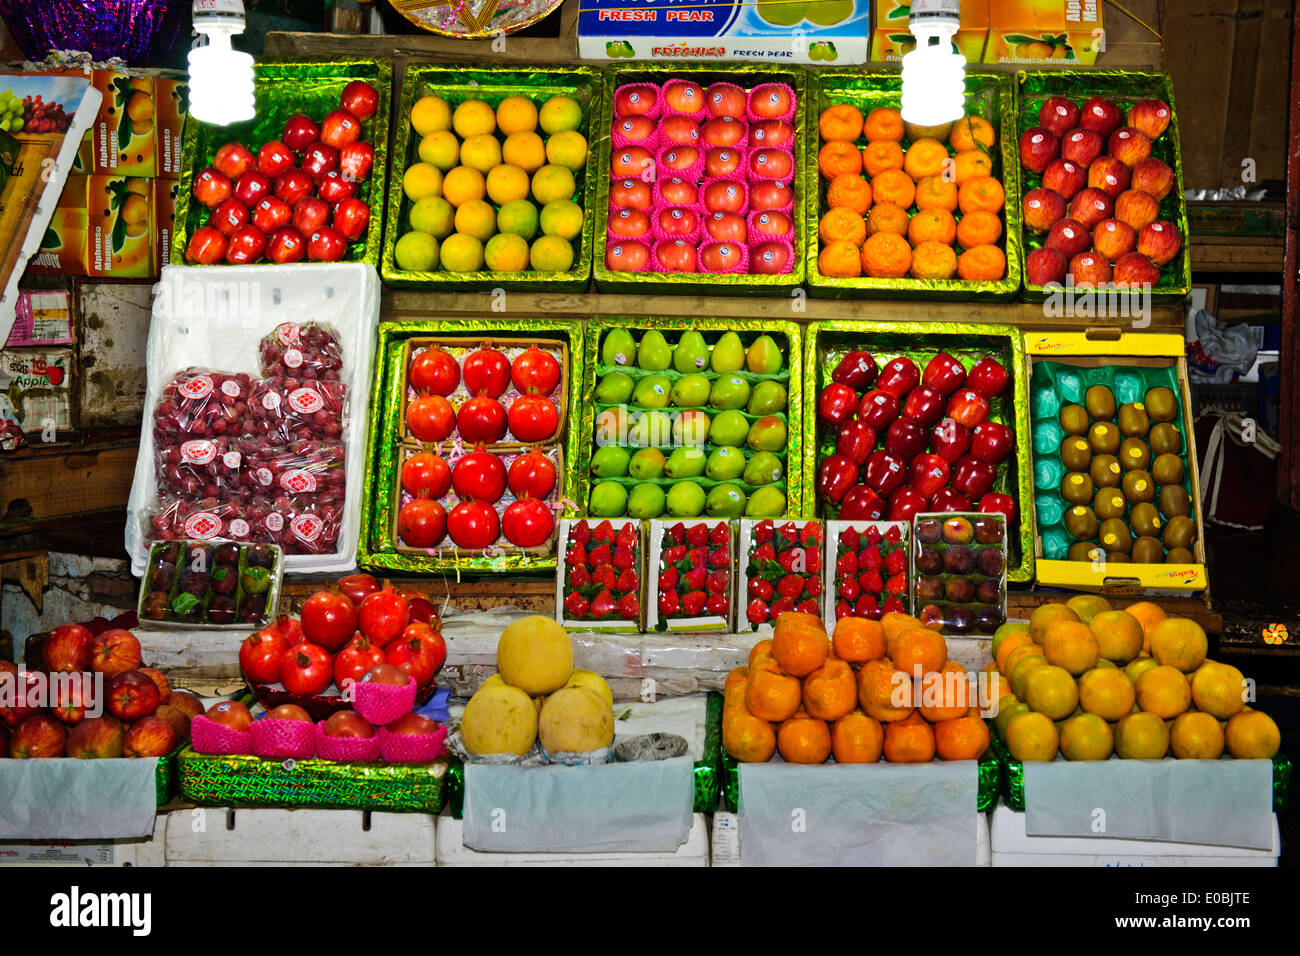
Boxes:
[1066,594,1111,624]
[454,199,498,242]
[441,166,486,207]
[1043,621,1101,676]
[393,231,438,272]
[1023,664,1078,720]
[539,95,582,134]
[459,133,503,174]
[990,621,1030,660]
[1090,609,1144,663]
[1135,664,1192,719]
[418,130,460,170]
[995,631,1036,673]
[1005,711,1059,762]
[408,196,455,238]
[411,95,452,136]
[1190,660,1247,720]
[1170,711,1225,759]
[403,162,443,202]
[531,164,576,205]
[1125,656,1159,684]
[1009,652,1050,699]
[502,131,547,174]
[1029,603,1079,644]
[439,232,485,272]
[452,99,496,138]
[1003,641,1046,676]
[1077,666,1136,721]
[1149,618,1208,673]
[1060,712,1114,761]
[539,199,583,240]
[1124,600,1167,653]
[1115,711,1170,759]
[1225,709,1281,759]
[484,232,531,272]
[496,198,540,240]
[496,95,539,135]
[995,699,1029,742]
[529,234,574,272]
[485,163,531,205]
[545,129,589,172]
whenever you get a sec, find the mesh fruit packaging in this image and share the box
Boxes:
[824,520,910,628]
[911,512,1006,635]
[738,518,824,630]
[258,321,345,379]
[556,518,643,631]
[646,519,733,633]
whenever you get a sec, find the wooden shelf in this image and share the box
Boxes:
[1190,236,1286,274]
[0,436,137,534]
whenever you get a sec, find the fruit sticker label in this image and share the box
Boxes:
[283,348,304,369]
[179,375,214,400]
[254,466,273,487]
[280,468,317,494]
[220,379,242,398]
[229,518,250,538]
[288,387,324,415]
[180,439,216,465]
[290,513,323,543]
[265,512,284,532]
[261,390,282,412]
[222,451,241,469]
[183,511,223,540]
[274,322,301,347]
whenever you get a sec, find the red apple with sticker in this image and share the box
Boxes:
[1092,218,1137,261]
[615,86,657,118]
[251,196,292,234]
[225,224,267,264]
[1068,251,1112,288]
[266,225,307,264]
[922,353,966,396]
[858,389,901,431]
[1087,156,1131,199]
[333,197,370,242]
[611,146,654,179]
[908,453,951,501]
[1038,96,1080,137]
[701,180,746,215]
[308,226,347,262]
[1022,187,1066,233]
[1079,97,1123,138]
[863,449,906,497]
[970,420,1013,464]
[751,179,792,210]
[318,170,357,205]
[946,388,991,429]
[1136,221,1181,266]
[839,485,886,521]
[1114,189,1159,231]
[1112,251,1161,288]
[320,108,362,149]
[233,170,272,207]
[930,417,972,462]
[1025,247,1067,286]
[1044,218,1092,259]
[1067,188,1112,230]
[1060,128,1102,167]
[1127,99,1171,141]
[192,167,232,208]
[1042,159,1086,200]
[301,141,340,182]
[1108,127,1152,167]
[1131,157,1175,200]
[1018,127,1059,175]
[876,357,920,399]
[256,140,295,178]
[832,350,878,390]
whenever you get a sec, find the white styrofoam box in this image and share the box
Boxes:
[163,808,435,866]
[436,812,709,867]
[125,264,381,576]
[989,803,1279,867]
[711,811,990,867]
[0,817,164,867]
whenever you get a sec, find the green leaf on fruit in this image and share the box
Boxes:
[111,213,127,254]
[213,567,228,581]
[171,592,200,613]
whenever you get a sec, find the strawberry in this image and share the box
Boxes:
[683,567,707,592]
[706,569,729,594]
[854,593,879,617]
[615,523,637,550]
[805,576,823,597]
[612,546,634,570]
[754,520,775,544]
[748,578,774,601]
[564,591,589,618]
[565,545,584,568]
[801,521,821,546]
[804,545,821,570]
[686,524,709,547]
[591,588,617,618]
[796,599,819,615]
[709,522,729,546]
[884,524,902,544]
[777,549,801,573]
[770,596,795,618]
[659,590,680,617]
[840,527,860,551]
[705,592,729,617]
[616,568,639,592]
[834,599,852,620]
[885,571,907,596]
[836,551,858,578]
[859,570,884,595]
[588,544,612,567]
[592,564,618,590]
[883,595,906,614]
[658,567,679,591]
[865,525,881,545]
[592,520,615,543]
[663,544,687,565]
[667,522,686,545]
[571,520,590,545]
[753,542,777,564]
[617,592,640,620]
[884,548,907,575]
[777,574,804,599]
[779,522,798,546]
[859,545,882,570]
[709,547,730,568]
[682,590,707,616]
[839,577,860,601]
[689,546,709,569]
[569,565,591,589]
[747,598,770,626]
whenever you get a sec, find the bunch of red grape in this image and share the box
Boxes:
[21,94,71,134]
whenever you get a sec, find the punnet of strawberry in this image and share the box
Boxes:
[561,519,640,623]
[655,520,731,629]
[830,522,909,623]
[743,519,823,629]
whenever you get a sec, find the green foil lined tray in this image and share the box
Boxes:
[380,64,600,291]
[805,69,1021,301]
[446,691,724,816]
[803,321,1034,582]
[175,58,393,268]
[576,317,804,520]
[1015,70,1191,305]
[593,62,807,296]
[177,746,449,812]
[155,744,181,805]
[357,318,585,574]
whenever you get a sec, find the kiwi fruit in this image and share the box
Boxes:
[1068,540,1101,562]
[1132,536,1164,563]
[1088,421,1120,455]
[1149,423,1181,456]
[1163,514,1196,551]
[1152,453,1184,486]
[1166,547,1195,564]
[1064,505,1099,541]
[1119,438,1151,472]
[1094,487,1127,521]
[1085,384,1116,421]
[1145,386,1178,423]
[1122,469,1155,503]
[1130,502,1162,538]
[1090,454,1122,488]
[1061,471,1094,506]
[1060,435,1093,472]
[1159,484,1191,518]
[1106,551,1131,564]
[1099,518,1132,553]
[1117,402,1150,438]
[1059,404,1090,435]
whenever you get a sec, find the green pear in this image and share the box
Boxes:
[594,407,630,446]
[665,446,706,479]
[804,0,851,26]
[666,480,706,517]
[706,482,748,518]
[672,409,710,447]
[631,374,671,409]
[589,480,628,517]
[745,333,784,374]
[590,445,631,478]
[670,372,711,408]
[673,330,710,373]
[710,331,745,373]
[627,482,666,519]
[743,451,784,486]
[637,329,672,371]
[709,410,749,447]
[746,485,787,518]
[601,328,636,367]
[747,379,788,416]
[628,447,667,480]
[705,445,746,481]
[755,0,807,26]
[596,371,635,405]
[747,415,788,452]
[627,410,672,447]
[709,373,751,411]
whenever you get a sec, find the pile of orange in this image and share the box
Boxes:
[816,105,1007,282]
[723,610,991,765]
[991,595,1283,763]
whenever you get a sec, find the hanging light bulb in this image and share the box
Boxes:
[189,0,256,126]
[900,0,966,139]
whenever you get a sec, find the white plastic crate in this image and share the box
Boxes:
[711,811,991,866]
[435,812,709,867]
[125,264,380,576]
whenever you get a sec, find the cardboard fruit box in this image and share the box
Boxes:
[735,518,825,632]
[555,517,646,632]
[645,518,735,633]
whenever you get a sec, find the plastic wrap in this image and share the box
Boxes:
[136,538,282,630]
[736,519,824,631]
[151,369,253,449]
[258,321,344,379]
[823,520,910,629]
[556,518,645,632]
[912,513,1007,634]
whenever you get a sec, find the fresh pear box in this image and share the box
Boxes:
[556,517,646,632]
[578,0,869,64]
[871,0,990,63]
[579,318,804,525]
[736,518,824,631]
[646,519,734,633]
[822,520,910,634]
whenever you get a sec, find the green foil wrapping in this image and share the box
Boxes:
[576,317,804,520]
[178,746,449,812]
[593,62,807,295]
[155,746,179,805]
[805,69,1022,301]
[380,64,600,291]
[174,58,393,268]
[803,321,1034,583]
[1015,70,1192,306]
[356,318,585,574]
[446,691,724,817]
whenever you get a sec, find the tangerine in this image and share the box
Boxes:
[1135,664,1192,718]
[907,208,957,246]
[1190,660,1247,720]
[909,241,958,280]
[934,713,990,761]
[956,210,1003,248]
[819,207,867,246]
[871,168,916,209]
[949,115,995,152]
[819,140,862,179]
[920,661,972,722]
[1077,666,1136,720]
[957,244,1007,281]
[1115,711,1169,759]
[903,137,949,180]
[1060,712,1114,760]
[1005,710,1059,761]
[819,103,864,142]
[860,231,912,278]
[819,239,863,278]
[832,711,884,763]
[1124,601,1167,653]
[1150,618,1208,673]
[886,627,947,678]
[862,140,906,177]
[777,713,832,764]
[832,616,886,663]
[958,176,1005,214]
[772,613,830,677]
[866,202,910,237]
[826,174,872,215]
[914,175,959,212]
[1225,709,1281,759]
[883,713,936,763]
[953,148,994,183]
[1170,711,1225,759]
[858,658,915,723]
[723,707,776,762]
[746,660,802,722]
[863,107,905,142]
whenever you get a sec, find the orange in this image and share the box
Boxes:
[1005,710,1060,762]
[881,612,926,643]
[949,115,995,152]
[772,612,829,677]
[860,232,912,279]
[1023,664,1079,720]
[1115,711,1170,759]
[886,627,947,678]
[748,639,775,669]
[995,631,1036,673]
[958,175,1005,214]
[832,711,884,763]
[819,103,864,143]
[832,617,885,663]
[1029,603,1080,644]
[1149,618,1208,673]
[745,661,802,722]
[1190,660,1246,719]
[919,661,971,722]
[1059,712,1114,760]
[1009,653,1050,700]
[858,658,915,723]
[1225,709,1281,759]
[826,174,872,215]
[724,665,749,692]
[934,713,990,761]
[1124,601,1167,653]
[723,707,776,762]
[956,210,1002,249]
[819,140,862,179]
[870,168,916,209]
[819,207,867,246]
[866,202,910,237]
[902,137,949,180]
[953,148,994,183]
[909,241,958,280]
[883,712,936,763]
[1043,620,1100,676]
[777,713,832,764]
[820,239,863,278]
[1135,664,1192,719]
[914,175,958,212]
[724,677,748,714]
[957,244,1006,282]
[1077,666,1136,721]
[1170,711,1225,759]
[1003,641,1046,676]
[907,208,957,246]
[1089,610,1144,663]
[803,657,858,721]
[862,140,905,177]
[863,107,904,143]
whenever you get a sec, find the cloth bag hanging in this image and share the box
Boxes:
[1194,411,1279,531]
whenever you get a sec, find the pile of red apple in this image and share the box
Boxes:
[605,78,797,276]
[397,342,564,553]
[815,350,1018,525]
[2,624,200,760]
[185,80,379,265]
[1019,95,1180,289]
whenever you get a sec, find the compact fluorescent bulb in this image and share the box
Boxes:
[189,0,256,125]
[900,0,966,129]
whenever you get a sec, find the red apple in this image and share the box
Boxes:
[388,712,440,736]
[816,454,859,504]
[139,667,171,703]
[210,197,249,237]
[611,146,654,179]
[1131,157,1175,200]
[339,141,374,183]
[1079,97,1123,139]
[1092,218,1137,260]
[608,208,650,240]
[266,225,307,264]
[884,418,927,462]
[701,180,746,215]
[1088,156,1131,199]
[978,492,1017,523]
[66,715,125,759]
[614,86,657,118]
[922,353,966,396]
[946,387,991,429]
[320,108,362,149]
[701,115,745,147]
[293,196,330,236]
[192,167,231,208]
[836,419,878,465]
[1112,251,1161,288]
[1136,221,1181,266]
[301,141,340,182]
[233,170,272,207]
[876,357,920,399]
[1039,96,1081,137]
[206,700,252,731]
[361,663,410,686]
[323,710,374,738]
[106,670,161,721]
[970,421,1013,464]
[839,485,886,521]
[705,145,741,178]
[818,383,859,426]
[967,357,1010,398]
[251,196,292,234]
[908,453,951,501]
[1114,189,1160,231]
[169,691,204,721]
[225,224,267,265]
[281,114,320,153]
[953,455,996,500]
[91,629,141,677]
[308,226,347,262]
[256,140,295,177]
[887,487,929,523]
[154,704,190,742]
[1026,247,1068,286]
[1127,99,1172,141]
[184,226,228,265]
[10,715,66,758]
[341,80,379,120]
[1018,127,1059,175]
[1068,251,1113,288]
[1060,128,1103,167]
[751,180,793,210]
[318,170,357,205]
[832,350,879,390]
[605,240,649,271]
[268,704,313,722]
[902,384,945,428]
[858,389,901,432]
[1042,159,1086,200]
[655,115,697,146]
[864,449,907,497]
[124,716,176,757]
[1068,188,1113,230]
[929,488,973,513]
[333,197,371,241]
[213,141,255,179]
[1044,218,1092,259]
[930,417,972,462]
[44,623,93,673]
[1022,187,1066,233]
[1108,127,1152,167]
